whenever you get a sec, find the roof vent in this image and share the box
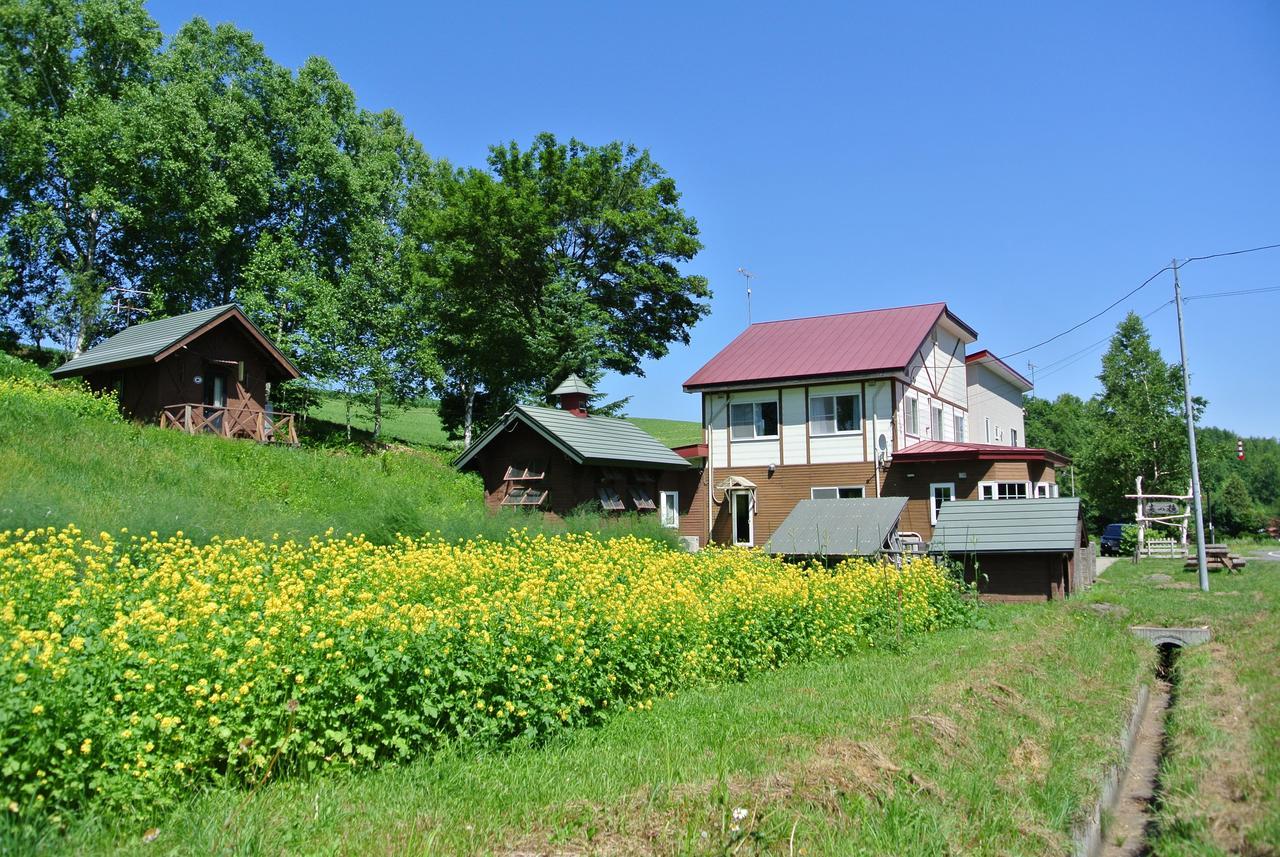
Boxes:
[550,373,595,418]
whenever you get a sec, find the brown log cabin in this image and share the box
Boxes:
[51,304,301,443]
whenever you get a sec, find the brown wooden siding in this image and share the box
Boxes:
[956,552,1072,602]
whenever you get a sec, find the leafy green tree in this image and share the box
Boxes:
[1024,392,1096,465]
[1079,312,1204,523]
[416,134,711,443]
[0,0,161,352]
[1212,473,1261,536]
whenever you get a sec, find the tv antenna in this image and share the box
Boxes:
[737,267,757,325]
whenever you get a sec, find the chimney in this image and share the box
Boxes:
[550,373,594,418]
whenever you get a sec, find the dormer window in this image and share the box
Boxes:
[730,401,778,440]
[809,393,860,435]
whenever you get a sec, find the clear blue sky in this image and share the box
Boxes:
[151,0,1280,437]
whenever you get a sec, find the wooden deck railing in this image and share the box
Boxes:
[159,404,297,444]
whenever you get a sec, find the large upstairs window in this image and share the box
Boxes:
[730,401,778,440]
[809,393,861,435]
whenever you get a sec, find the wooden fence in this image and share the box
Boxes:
[159,403,297,444]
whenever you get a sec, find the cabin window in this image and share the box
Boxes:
[930,406,943,439]
[809,393,860,435]
[953,414,965,442]
[659,491,679,528]
[811,486,864,499]
[980,481,1031,500]
[503,461,546,481]
[502,486,547,507]
[629,486,657,511]
[930,482,955,524]
[600,466,627,482]
[906,397,920,436]
[597,485,626,512]
[730,401,778,440]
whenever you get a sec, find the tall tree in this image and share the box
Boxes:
[415,133,711,443]
[1023,392,1097,467]
[1079,312,1204,522]
[0,0,161,352]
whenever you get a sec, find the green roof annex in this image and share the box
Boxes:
[929,497,1083,554]
[454,404,691,471]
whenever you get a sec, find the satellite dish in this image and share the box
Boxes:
[878,434,889,452]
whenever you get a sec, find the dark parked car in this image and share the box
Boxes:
[1100,523,1125,556]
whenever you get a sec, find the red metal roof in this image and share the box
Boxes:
[892,440,1070,466]
[683,302,976,390]
[966,349,1033,390]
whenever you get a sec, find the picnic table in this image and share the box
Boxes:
[1184,543,1247,573]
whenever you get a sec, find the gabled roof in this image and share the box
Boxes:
[766,497,908,557]
[930,498,1082,554]
[51,304,300,380]
[966,350,1033,391]
[683,302,978,391]
[550,374,595,396]
[454,404,691,471]
[891,440,1070,466]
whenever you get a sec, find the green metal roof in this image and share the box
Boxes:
[549,373,595,396]
[454,404,691,471]
[930,498,1082,554]
[765,497,908,557]
[50,304,302,380]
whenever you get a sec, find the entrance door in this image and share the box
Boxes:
[731,490,754,546]
[203,371,228,408]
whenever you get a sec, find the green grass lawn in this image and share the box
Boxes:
[48,601,1150,855]
[1079,553,1280,855]
[627,416,703,447]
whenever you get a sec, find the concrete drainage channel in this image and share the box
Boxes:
[1071,626,1211,857]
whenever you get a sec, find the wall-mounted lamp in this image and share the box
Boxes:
[958,471,967,479]
[767,463,777,477]
[906,472,915,479]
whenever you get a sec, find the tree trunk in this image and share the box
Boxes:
[373,389,383,441]
[463,382,475,447]
[344,395,353,440]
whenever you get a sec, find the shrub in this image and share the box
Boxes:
[1120,524,1139,556]
[0,527,970,828]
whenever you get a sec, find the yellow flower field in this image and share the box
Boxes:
[0,526,970,824]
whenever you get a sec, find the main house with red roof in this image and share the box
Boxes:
[676,302,1067,548]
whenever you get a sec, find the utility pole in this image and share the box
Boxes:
[1173,258,1209,591]
[737,267,756,325]
[1027,361,1036,388]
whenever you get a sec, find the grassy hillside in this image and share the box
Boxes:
[307,393,703,450]
[0,355,675,546]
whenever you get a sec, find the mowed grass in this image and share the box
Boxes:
[1079,551,1280,855]
[306,393,703,451]
[49,600,1150,855]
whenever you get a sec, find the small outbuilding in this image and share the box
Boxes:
[929,497,1092,601]
[765,496,909,560]
[51,304,300,443]
[454,375,699,523]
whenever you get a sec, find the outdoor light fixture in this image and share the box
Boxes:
[767,463,777,477]
[958,471,967,479]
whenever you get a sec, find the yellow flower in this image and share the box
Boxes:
[80,739,92,755]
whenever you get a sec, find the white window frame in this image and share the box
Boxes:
[984,417,991,443]
[730,489,754,546]
[906,396,920,436]
[953,414,965,442]
[929,482,955,525]
[1010,428,1019,447]
[810,485,865,500]
[979,480,1032,500]
[659,490,679,528]
[1034,482,1059,499]
[729,400,779,441]
[930,405,943,439]
[808,392,862,436]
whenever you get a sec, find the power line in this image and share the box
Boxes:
[1182,242,1280,264]
[1183,284,1280,301]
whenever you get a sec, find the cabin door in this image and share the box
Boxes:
[731,490,754,547]
[203,370,228,408]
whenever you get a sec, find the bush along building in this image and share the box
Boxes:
[453,375,699,524]
[51,304,301,443]
[679,302,1069,549]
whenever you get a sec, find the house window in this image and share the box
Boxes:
[659,491,679,528]
[503,462,546,481]
[979,481,1030,500]
[906,397,920,436]
[629,486,656,511]
[501,486,547,507]
[597,485,626,511]
[985,417,991,443]
[811,486,864,499]
[930,482,955,525]
[953,414,965,442]
[930,406,943,439]
[809,393,860,435]
[1034,483,1060,498]
[730,401,778,440]
[1010,428,1019,447]
[731,490,754,546]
